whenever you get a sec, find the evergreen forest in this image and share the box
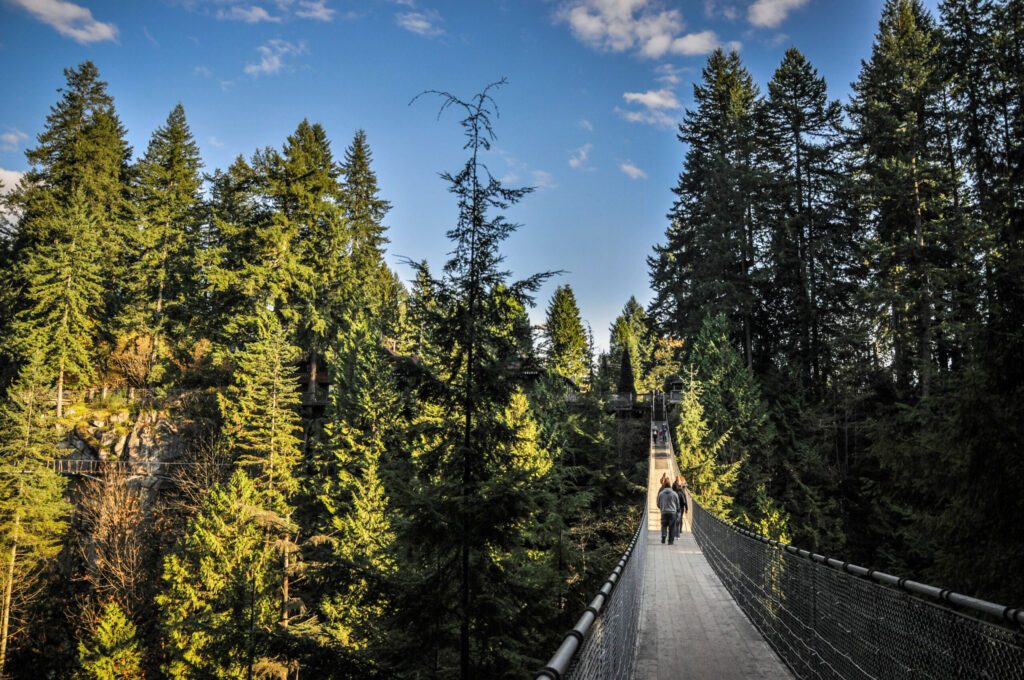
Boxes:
[0,0,1022,677]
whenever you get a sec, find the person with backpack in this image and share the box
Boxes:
[657,478,680,545]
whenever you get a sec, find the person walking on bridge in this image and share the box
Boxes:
[673,476,688,538]
[657,478,680,545]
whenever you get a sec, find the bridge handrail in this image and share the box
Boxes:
[535,505,647,680]
[690,495,1024,679]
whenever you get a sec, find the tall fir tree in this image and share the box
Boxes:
[0,352,70,673]
[543,285,589,387]
[10,62,131,340]
[122,103,204,386]
[9,192,103,416]
[157,470,286,679]
[340,130,393,318]
[649,49,761,367]
[395,81,554,679]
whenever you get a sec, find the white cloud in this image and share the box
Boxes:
[569,143,592,169]
[623,87,679,110]
[396,10,444,36]
[218,5,281,23]
[244,39,306,77]
[531,169,557,189]
[1,129,28,152]
[578,119,594,132]
[619,161,647,180]
[197,1,336,23]
[748,0,809,28]
[670,29,720,55]
[295,0,334,21]
[0,169,24,194]
[620,87,681,127]
[8,0,117,44]
[618,107,677,127]
[558,0,725,58]
[194,65,213,78]
[143,26,159,46]
[655,63,682,85]
[208,136,225,148]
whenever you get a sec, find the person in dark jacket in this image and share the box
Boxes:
[657,478,680,545]
[673,477,688,538]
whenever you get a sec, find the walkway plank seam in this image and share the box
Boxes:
[635,422,792,680]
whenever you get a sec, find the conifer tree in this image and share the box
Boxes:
[77,600,143,680]
[757,48,851,392]
[649,49,761,367]
[220,312,303,506]
[848,0,960,398]
[157,470,285,679]
[123,103,204,385]
[675,372,737,518]
[264,120,346,391]
[399,80,553,679]
[219,312,304,647]
[9,192,103,416]
[688,314,775,517]
[0,352,70,673]
[307,312,402,668]
[544,285,588,386]
[340,130,393,318]
[11,61,131,331]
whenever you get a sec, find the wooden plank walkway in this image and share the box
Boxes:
[635,422,792,680]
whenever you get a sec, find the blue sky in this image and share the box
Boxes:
[0,0,940,350]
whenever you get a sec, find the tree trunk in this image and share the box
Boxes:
[0,516,20,674]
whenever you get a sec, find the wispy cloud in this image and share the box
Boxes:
[578,119,594,132]
[557,0,728,59]
[1,128,28,152]
[623,87,680,110]
[218,4,281,23]
[7,0,117,43]
[194,65,213,78]
[244,39,306,77]
[208,136,225,148]
[195,0,336,23]
[396,9,444,36]
[532,169,557,189]
[143,26,159,46]
[748,0,809,28]
[620,161,647,180]
[569,143,592,169]
[655,63,682,86]
[295,0,334,21]
[619,87,681,128]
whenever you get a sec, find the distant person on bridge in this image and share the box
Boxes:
[657,478,680,545]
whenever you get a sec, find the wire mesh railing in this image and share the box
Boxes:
[690,497,1024,680]
[536,506,647,680]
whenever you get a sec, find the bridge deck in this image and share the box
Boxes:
[635,422,792,680]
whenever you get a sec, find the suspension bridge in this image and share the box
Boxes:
[536,396,1024,680]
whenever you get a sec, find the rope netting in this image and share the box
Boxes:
[691,498,1024,680]
[536,507,647,680]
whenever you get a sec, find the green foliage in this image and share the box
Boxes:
[0,353,71,673]
[122,103,204,385]
[219,313,303,507]
[675,373,737,518]
[9,192,104,410]
[77,601,143,680]
[157,470,285,679]
[544,285,589,386]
